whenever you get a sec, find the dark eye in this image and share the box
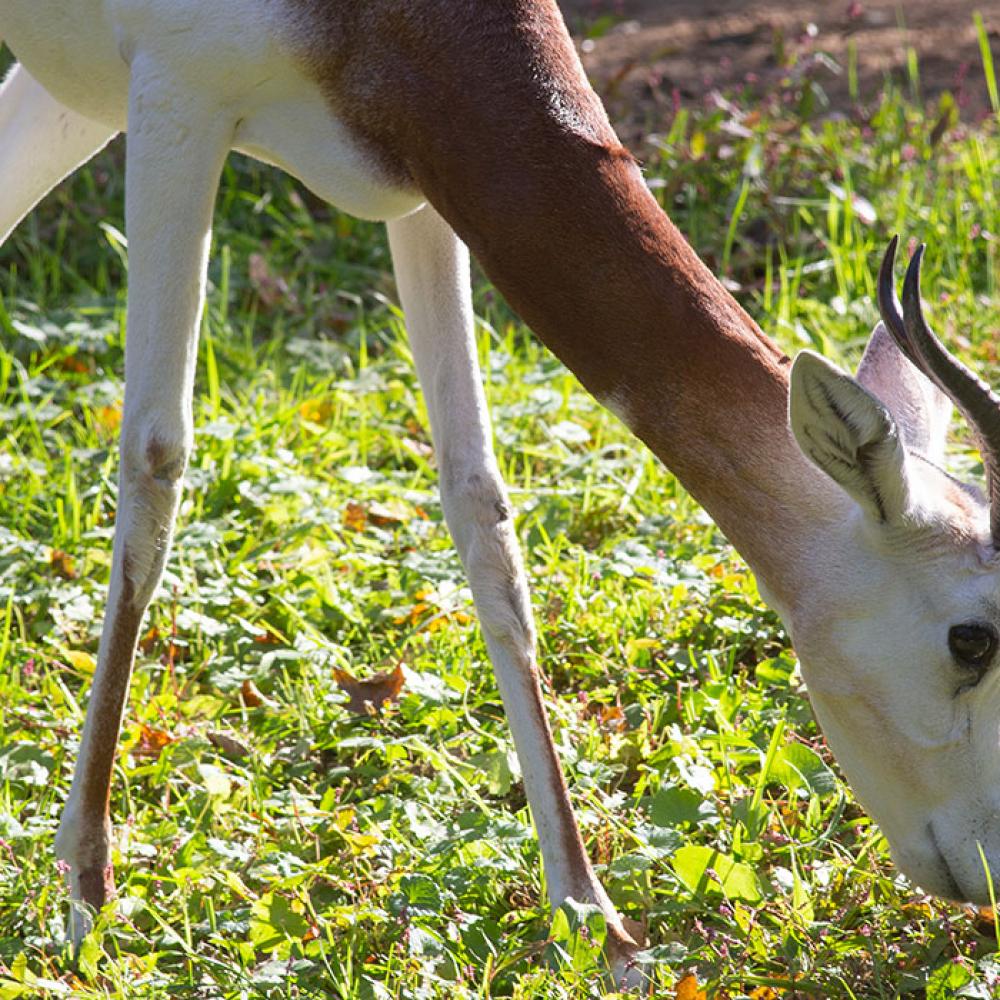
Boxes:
[948,623,998,681]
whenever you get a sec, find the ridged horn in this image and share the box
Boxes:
[878,236,1000,546]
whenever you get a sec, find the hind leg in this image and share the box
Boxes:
[0,62,116,246]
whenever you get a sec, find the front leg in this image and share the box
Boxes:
[54,59,232,942]
[387,205,646,991]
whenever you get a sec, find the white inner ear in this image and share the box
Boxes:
[856,321,952,464]
[790,350,913,524]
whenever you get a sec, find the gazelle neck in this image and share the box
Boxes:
[289,0,849,612]
[437,146,847,612]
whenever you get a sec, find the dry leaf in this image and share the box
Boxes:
[207,731,251,759]
[139,626,159,654]
[367,499,411,527]
[343,502,367,532]
[599,705,627,732]
[253,630,282,645]
[50,549,77,580]
[59,354,90,374]
[135,724,175,759]
[971,905,998,937]
[334,663,406,714]
[675,973,707,1000]
[240,678,269,708]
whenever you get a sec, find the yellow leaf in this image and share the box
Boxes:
[343,831,381,855]
[95,403,122,435]
[333,807,356,832]
[64,650,96,675]
[690,131,707,159]
[750,988,784,999]
[299,398,333,424]
[675,973,707,1000]
[224,870,253,900]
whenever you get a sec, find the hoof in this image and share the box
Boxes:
[606,917,652,994]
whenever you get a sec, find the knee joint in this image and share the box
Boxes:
[442,469,512,526]
[122,429,190,489]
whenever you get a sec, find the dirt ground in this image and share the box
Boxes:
[559,0,999,142]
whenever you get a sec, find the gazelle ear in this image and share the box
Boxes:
[856,321,952,464]
[790,350,914,524]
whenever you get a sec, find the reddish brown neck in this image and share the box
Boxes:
[291,0,844,608]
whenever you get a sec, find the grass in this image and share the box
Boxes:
[0,30,999,1000]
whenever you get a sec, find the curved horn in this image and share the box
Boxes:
[877,235,921,369]
[893,242,1000,546]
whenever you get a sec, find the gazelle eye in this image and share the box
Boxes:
[948,623,998,680]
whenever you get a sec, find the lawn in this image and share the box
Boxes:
[0,26,999,1000]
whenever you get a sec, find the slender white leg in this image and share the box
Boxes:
[387,204,645,990]
[53,56,233,942]
[0,64,115,246]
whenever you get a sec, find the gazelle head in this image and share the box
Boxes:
[787,237,1000,904]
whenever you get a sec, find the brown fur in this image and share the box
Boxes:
[77,861,115,911]
[284,0,837,603]
[78,555,142,819]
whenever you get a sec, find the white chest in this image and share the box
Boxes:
[0,0,422,221]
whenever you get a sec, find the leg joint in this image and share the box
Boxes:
[441,468,513,526]
[121,427,191,487]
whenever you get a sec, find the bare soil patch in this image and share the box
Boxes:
[560,0,999,143]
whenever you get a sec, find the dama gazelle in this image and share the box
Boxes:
[1,0,998,989]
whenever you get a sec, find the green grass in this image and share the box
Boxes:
[0,40,999,1000]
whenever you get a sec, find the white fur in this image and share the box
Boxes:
[789,338,1000,904]
[856,322,953,464]
[790,350,914,523]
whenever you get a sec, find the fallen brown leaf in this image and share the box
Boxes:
[367,499,411,527]
[343,501,367,532]
[599,705,627,732]
[134,724,175,759]
[334,663,406,715]
[207,731,251,759]
[240,678,270,708]
[50,549,77,580]
[138,626,159,654]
